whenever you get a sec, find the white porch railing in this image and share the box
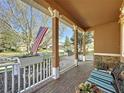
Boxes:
[0,56,52,93]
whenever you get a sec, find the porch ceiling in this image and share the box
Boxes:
[54,0,122,29]
[34,0,122,30]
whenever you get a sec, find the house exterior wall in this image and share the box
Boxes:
[88,22,120,69]
[93,22,120,54]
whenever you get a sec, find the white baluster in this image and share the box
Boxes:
[49,58,51,76]
[12,65,14,93]
[28,65,31,87]
[43,59,46,79]
[37,64,39,83]
[49,58,52,76]
[4,66,7,93]
[40,63,42,81]
[23,67,26,90]
[46,59,48,78]
[33,64,35,84]
[43,61,44,79]
[17,62,20,93]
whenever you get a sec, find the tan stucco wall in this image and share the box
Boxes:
[89,22,120,54]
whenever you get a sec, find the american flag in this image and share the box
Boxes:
[31,27,48,54]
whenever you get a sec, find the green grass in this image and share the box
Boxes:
[0,51,27,57]
[86,50,94,55]
[0,67,12,73]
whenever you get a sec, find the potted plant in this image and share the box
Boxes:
[76,82,103,93]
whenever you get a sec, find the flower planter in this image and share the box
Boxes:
[19,56,44,67]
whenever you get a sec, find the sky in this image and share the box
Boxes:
[0,0,74,43]
[60,26,73,43]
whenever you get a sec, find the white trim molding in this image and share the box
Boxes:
[122,51,124,57]
[94,53,120,57]
[53,9,59,18]
[48,7,61,18]
[74,59,78,66]
[52,67,60,79]
[73,25,78,31]
[83,56,86,62]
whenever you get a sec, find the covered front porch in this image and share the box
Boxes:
[0,0,124,93]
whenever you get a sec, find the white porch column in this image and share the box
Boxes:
[73,25,78,66]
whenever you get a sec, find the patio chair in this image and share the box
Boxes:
[90,73,113,84]
[87,77,116,93]
[87,63,124,93]
[92,70,113,78]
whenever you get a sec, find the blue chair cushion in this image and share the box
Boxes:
[90,72,113,83]
[87,77,116,93]
[92,70,113,78]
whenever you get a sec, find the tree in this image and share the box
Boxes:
[0,0,51,54]
[0,19,20,51]
[70,31,93,53]
[70,32,83,52]
[64,36,71,47]
[85,31,94,52]
[64,36,71,55]
[0,0,34,53]
[0,0,69,54]
[85,31,93,44]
